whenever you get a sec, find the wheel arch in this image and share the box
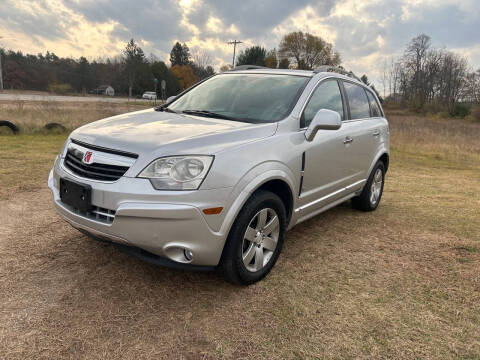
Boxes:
[218,167,297,239]
[367,149,389,177]
[253,179,294,224]
[379,152,389,172]
[217,171,296,270]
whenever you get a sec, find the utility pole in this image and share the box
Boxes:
[227,40,242,68]
[0,36,4,91]
[0,50,3,92]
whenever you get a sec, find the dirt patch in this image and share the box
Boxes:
[0,190,52,246]
[1,187,479,359]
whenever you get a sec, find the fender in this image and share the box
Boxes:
[367,145,389,179]
[217,162,297,238]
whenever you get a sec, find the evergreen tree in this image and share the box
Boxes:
[123,39,146,97]
[236,46,267,67]
[170,42,191,66]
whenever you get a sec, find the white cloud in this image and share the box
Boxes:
[1,0,479,86]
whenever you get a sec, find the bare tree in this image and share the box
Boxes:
[463,69,480,103]
[191,49,212,70]
[381,58,388,99]
[384,34,474,112]
[278,31,341,70]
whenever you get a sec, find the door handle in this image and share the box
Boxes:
[343,136,353,144]
[372,129,380,137]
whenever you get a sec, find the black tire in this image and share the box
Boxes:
[44,122,66,131]
[352,161,385,212]
[218,190,287,285]
[0,120,19,134]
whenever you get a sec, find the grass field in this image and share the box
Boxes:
[0,103,479,359]
[0,100,151,134]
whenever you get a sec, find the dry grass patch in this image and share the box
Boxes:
[0,108,479,359]
[0,100,150,134]
[0,134,67,200]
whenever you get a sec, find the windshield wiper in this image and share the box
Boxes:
[182,110,235,120]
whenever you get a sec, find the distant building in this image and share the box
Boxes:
[96,85,114,96]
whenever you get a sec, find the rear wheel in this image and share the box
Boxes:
[219,190,286,285]
[352,161,385,211]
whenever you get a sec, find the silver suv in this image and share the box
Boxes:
[48,66,389,284]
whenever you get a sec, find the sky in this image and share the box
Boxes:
[1,0,479,93]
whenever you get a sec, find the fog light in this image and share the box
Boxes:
[184,249,193,261]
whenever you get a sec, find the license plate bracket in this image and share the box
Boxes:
[60,178,92,212]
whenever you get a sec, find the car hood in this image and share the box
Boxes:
[70,108,277,156]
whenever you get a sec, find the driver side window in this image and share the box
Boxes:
[301,80,344,128]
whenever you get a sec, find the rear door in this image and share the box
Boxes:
[341,81,379,180]
[365,89,387,166]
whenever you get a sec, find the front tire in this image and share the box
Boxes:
[352,161,385,211]
[219,190,287,285]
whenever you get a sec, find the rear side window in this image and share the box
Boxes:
[301,80,344,128]
[343,82,370,120]
[366,91,382,117]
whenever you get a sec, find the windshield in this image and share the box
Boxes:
[167,73,310,123]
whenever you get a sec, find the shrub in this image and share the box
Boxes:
[170,65,199,91]
[450,103,471,118]
[422,101,448,115]
[470,105,480,123]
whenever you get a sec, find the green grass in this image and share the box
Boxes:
[0,134,67,199]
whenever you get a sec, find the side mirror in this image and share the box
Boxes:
[304,109,342,141]
[166,95,177,104]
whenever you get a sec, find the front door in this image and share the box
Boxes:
[298,79,361,216]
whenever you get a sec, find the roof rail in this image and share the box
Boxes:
[313,65,362,82]
[233,65,268,71]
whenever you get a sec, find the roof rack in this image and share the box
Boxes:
[313,65,362,82]
[233,65,269,71]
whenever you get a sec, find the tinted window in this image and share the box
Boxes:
[168,73,309,123]
[302,80,344,127]
[343,82,370,119]
[366,90,382,117]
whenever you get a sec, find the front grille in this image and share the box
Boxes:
[62,203,116,224]
[64,148,129,181]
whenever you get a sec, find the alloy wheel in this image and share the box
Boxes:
[241,208,280,272]
[370,168,383,205]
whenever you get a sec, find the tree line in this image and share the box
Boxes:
[6,30,477,117]
[383,34,480,115]
[0,39,216,97]
[0,31,342,97]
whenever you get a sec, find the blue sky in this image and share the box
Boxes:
[1,0,479,91]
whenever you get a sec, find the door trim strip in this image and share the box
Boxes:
[294,179,366,213]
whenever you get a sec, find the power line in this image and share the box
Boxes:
[227,40,242,68]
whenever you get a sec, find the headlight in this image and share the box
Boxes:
[138,155,214,190]
[60,138,70,157]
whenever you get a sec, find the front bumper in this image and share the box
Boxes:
[48,159,233,267]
